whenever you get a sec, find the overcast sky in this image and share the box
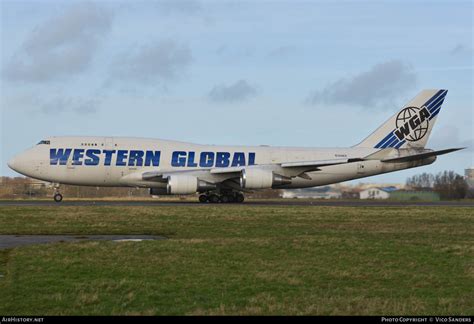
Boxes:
[1,0,473,184]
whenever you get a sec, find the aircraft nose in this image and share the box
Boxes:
[8,153,31,175]
[7,156,17,171]
[8,149,41,178]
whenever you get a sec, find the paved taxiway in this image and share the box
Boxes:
[0,200,473,207]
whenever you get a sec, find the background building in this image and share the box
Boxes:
[282,186,342,199]
[359,187,398,199]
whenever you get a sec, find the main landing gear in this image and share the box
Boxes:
[53,184,63,203]
[198,191,245,204]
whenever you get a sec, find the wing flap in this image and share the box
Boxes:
[210,166,244,174]
[281,158,363,169]
[142,171,167,182]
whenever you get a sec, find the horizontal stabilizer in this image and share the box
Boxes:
[381,148,464,163]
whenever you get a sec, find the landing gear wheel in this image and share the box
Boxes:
[53,193,63,203]
[199,194,208,203]
[208,194,220,204]
[236,193,245,203]
[220,195,230,203]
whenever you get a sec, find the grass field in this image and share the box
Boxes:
[0,205,473,315]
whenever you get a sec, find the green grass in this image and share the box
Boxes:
[0,205,473,315]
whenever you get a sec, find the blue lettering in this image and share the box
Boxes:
[51,149,252,169]
[249,152,256,165]
[72,149,85,165]
[103,150,116,166]
[128,150,144,167]
[50,148,72,165]
[84,149,100,166]
[231,152,246,167]
[145,151,161,167]
[215,152,230,167]
[199,152,214,167]
[116,150,128,166]
[187,151,198,167]
[171,151,187,167]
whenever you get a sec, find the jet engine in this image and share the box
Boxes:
[240,168,291,189]
[166,175,216,195]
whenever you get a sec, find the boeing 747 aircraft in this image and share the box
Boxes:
[8,89,462,203]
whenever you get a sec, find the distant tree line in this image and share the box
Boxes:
[406,171,469,199]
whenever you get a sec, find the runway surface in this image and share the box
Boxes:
[0,235,167,249]
[0,200,473,207]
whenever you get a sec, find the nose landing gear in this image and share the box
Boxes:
[54,193,63,203]
[53,184,63,203]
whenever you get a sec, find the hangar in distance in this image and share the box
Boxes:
[8,89,463,203]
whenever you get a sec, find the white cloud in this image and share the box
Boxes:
[450,44,473,57]
[3,3,113,82]
[208,80,258,103]
[112,40,192,85]
[306,60,417,108]
[39,97,100,115]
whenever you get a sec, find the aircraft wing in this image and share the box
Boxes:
[209,158,364,175]
[381,148,464,163]
[210,166,245,174]
[139,157,365,180]
[207,157,367,181]
[142,171,167,182]
[280,158,363,169]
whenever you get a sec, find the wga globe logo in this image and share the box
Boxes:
[394,106,431,142]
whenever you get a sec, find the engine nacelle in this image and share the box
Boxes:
[167,175,198,194]
[240,168,291,189]
[166,175,217,195]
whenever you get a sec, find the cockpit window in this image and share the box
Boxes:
[37,140,51,145]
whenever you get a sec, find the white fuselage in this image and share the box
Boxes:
[8,136,434,190]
